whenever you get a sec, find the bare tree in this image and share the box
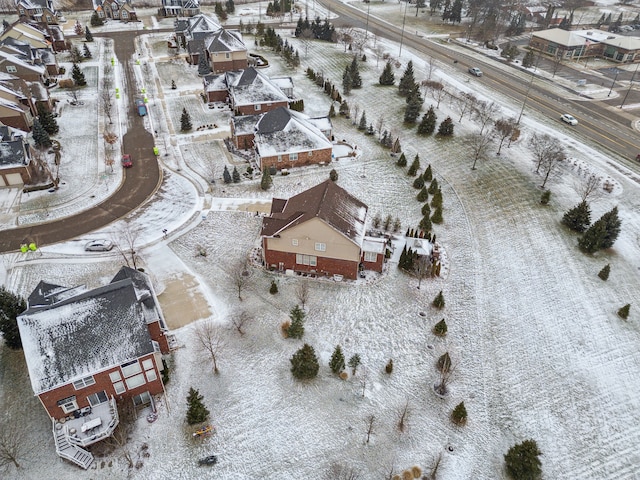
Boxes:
[473,100,501,134]
[193,320,225,374]
[364,414,376,444]
[397,399,410,433]
[295,281,310,310]
[114,220,142,269]
[0,416,27,473]
[338,26,354,52]
[453,92,477,123]
[359,366,368,397]
[102,64,113,91]
[67,85,80,105]
[351,103,360,126]
[426,56,436,81]
[428,450,443,480]
[231,310,250,336]
[104,401,136,468]
[469,130,495,170]
[101,89,114,125]
[103,129,117,172]
[529,133,555,173]
[233,262,250,301]
[423,80,446,109]
[329,463,361,480]
[375,115,385,137]
[415,255,431,289]
[299,28,314,57]
[538,144,566,189]
[575,174,604,202]
[493,117,517,155]
[434,361,457,397]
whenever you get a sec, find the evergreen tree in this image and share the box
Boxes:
[226,0,235,13]
[408,154,420,176]
[423,164,433,181]
[451,401,467,425]
[417,105,437,135]
[431,206,443,224]
[71,63,86,86]
[85,26,93,42]
[398,60,415,96]
[37,103,59,135]
[522,50,535,68]
[578,219,607,254]
[328,104,336,118]
[562,201,591,232]
[504,439,543,480]
[385,359,393,374]
[223,165,232,184]
[598,264,610,281]
[339,100,350,116]
[329,345,346,374]
[329,169,338,181]
[437,351,452,372]
[171,79,177,89]
[261,167,273,190]
[342,67,352,95]
[290,343,320,379]
[404,89,423,123]
[358,111,367,130]
[0,286,26,349]
[198,52,212,75]
[431,188,443,208]
[396,152,407,167]
[349,56,362,88]
[269,280,278,294]
[186,387,210,425]
[600,206,621,249]
[287,305,306,339]
[413,176,425,189]
[32,118,51,148]
[366,124,375,135]
[82,43,92,58]
[180,107,192,131]
[438,116,454,136]
[348,353,361,375]
[90,11,104,27]
[450,0,463,23]
[232,166,241,183]
[432,290,445,309]
[419,214,432,232]
[540,190,551,205]
[379,60,395,85]
[421,202,431,217]
[417,186,428,202]
[618,304,630,319]
[433,318,447,336]
[428,178,439,195]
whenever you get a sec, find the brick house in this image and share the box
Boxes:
[0,124,38,187]
[160,0,200,17]
[261,180,386,280]
[16,0,60,26]
[174,14,221,61]
[202,72,228,103]
[93,0,138,22]
[0,48,48,83]
[17,267,174,469]
[203,28,247,73]
[253,107,332,171]
[0,95,34,131]
[230,113,259,150]
[227,67,289,115]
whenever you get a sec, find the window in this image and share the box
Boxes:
[125,373,146,390]
[133,391,151,406]
[315,242,326,252]
[122,11,128,18]
[289,153,298,161]
[142,359,154,370]
[87,391,108,407]
[121,360,142,378]
[146,368,157,382]
[364,251,377,262]
[58,396,78,414]
[277,155,282,162]
[254,104,261,111]
[291,239,298,246]
[308,151,313,157]
[6,66,17,73]
[73,376,96,390]
[296,254,317,266]
[109,371,122,382]
[225,53,230,59]
[113,381,126,394]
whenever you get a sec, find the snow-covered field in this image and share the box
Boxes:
[2,3,640,479]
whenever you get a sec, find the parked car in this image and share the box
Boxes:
[135,99,147,116]
[85,240,113,252]
[561,113,578,126]
[468,67,483,77]
[121,154,133,168]
[198,455,217,466]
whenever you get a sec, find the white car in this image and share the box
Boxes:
[468,67,483,77]
[85,239,114,252]
[561,114,578,126]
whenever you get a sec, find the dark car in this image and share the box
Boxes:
[121,154,133,168]
[198,455,217,466]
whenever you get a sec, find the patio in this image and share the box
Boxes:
[54,397,119,448]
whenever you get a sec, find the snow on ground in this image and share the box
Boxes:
[2,7,640,479]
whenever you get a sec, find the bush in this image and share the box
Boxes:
[451,401,467,425]
[58,78,74,88]
[385,359,393,374]
[598,264,610,281]
[618,303,630,320]
[281,320,291,337]
[433,318,447,336]
[269,280,278,294]
[329,169,338,181]
[504,439,542,480]
[540,190,551,205]
[432,290,445,309]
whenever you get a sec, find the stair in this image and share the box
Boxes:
[53,424,94,470]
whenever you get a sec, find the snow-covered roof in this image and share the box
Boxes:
[231,113,260,136]
[0,138,28,168]
[307,116,332,135]
[0,96,29,113]
[534,28,640,51]
[17,0,54,10]
[0,48,45,74]
[18,267,160,394]
[262,179,368,247]
[227,67,290,107]
[532,28,587,47]
[203,72,227,92]
[362,237,386,254]
[253,107,332,157]
[205,29,246,53]
[176,13,221,36]
[270,76,293,92]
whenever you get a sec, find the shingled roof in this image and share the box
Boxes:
[261,180,368,246]
[205,28,245,53]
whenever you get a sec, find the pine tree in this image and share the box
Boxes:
[71,63,86,86]
[329,104,336,117]
[431,189,443,208]
[349,56,362,88]
[618,304,630,319]
[417,105,437,135]
[432,206,443,224]
[578,219,607,254]
[433,318,447,336]
[396,152,407,167]
[413,176,425,189]
[186,387,210,425]
[423,164,433,181]
[82,43,92,58]
[421,202,431,217]
[290,343,320,379]
[417,186,429,202]
[37,103,59,135]
[562,201,591,232]
[379,60,395,85]
[222,165,232,183]
[522,50,535,68]
[90,11,104,27]
[269,280,278,294]
[171,79,177,89]
[329,345,346,374]
[419,214,432,232]
[198,52,212,75]
[232,166,241,183]
[598,264,610,281]
[432,290,445,309]
[504,440,543,480]
[32,118,51,148]
[437,116,454,136]
[74,20,84,35]
[0,286,26,349]
[180,108,192,131]
[339,100,350,116]
[287,305,306,339]
[348,353,361,375]
[358,111,367,130]
[428,178,439,195]
[600,206,621,249]
[404,92,422,124]
[398,60,415,96]
[261,167,272,190]
[408,154,420,176]
[226,0,235,14]
[342,68,352,95]
[451,401,467,425]
[85,26,93,42]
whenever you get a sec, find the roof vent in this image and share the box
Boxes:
[586,31,593,35]
[607,36,615,39]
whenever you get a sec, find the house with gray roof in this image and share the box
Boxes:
[0,123,38,187]
[15,1,67,51]
[261,180,386,280]
[93,0,138,22]
[227,67,290,115]
[160,0,200,17]
[17,267,174,469]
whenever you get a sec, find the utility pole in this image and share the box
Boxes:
[620,62,640,109]
[399,0,409,57]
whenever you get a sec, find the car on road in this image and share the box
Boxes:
[121,154,133,168]
[85,239,113,252]
[468,67,483,77]
[561,113,578,126]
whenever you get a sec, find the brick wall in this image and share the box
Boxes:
[259,147,332,171]
[147,321,170,354]
[263,245,359,280]
[236,100,288,116]
[361,253,384,273]
[212,58,248,73]
[206,90,227,103]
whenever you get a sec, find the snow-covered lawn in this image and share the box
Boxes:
[2,7,640,479]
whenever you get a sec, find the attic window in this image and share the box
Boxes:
[73,375,96,390]
[292,239,298,246]
[225,53,230,59]
[315,242,326,252]
[364,251,377,262]
[6,66,17,73]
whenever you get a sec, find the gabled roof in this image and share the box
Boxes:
[227,67,289,107]
[261,179,368,247]
[0,49,45,74]
[0,137,29,167]
[203,72,227,91]
[253,107,332,157]
[205,29,246,53]
[176,13,221,37]
[231,113,260,136]
[18,267,161,394]
[17,0,55,10]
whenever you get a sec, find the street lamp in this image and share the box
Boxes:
[364,0,371,41]
[608,68,620,97]
[517,53,542,124]
[620,62,639,108]
[398,0,409,58]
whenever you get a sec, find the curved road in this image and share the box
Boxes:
[0,30,159,253]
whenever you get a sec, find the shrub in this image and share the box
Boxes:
[339,371,348,380]
[451,401,467,425]
[385,359,393,374]
[411,466,422,478]
[432,290,445,309]
[598,264,610,281]
[433,318,447,336]
[269,280,278,294]
[58,78,74,88]
[540,190,551,205]
[504,439,542,480]
[618,304,630,320]
[281,320,291,337]
[329,169,338,181]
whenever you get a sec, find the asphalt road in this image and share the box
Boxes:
[0,30,159,253]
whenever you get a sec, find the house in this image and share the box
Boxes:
[261,180,386,280]
[16,0,60,26]
[174,13,222,60]
[160,0,200,17]
[93,0,138,22]
[0,48,48,83]
[230,113,259,150]
[202,28,247,73]
[252,107,332,171]
[0,94,34,131]
[17,267,174,469]
[202,72,228,103]
[0,124,38,187]
[227,67,290,115]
